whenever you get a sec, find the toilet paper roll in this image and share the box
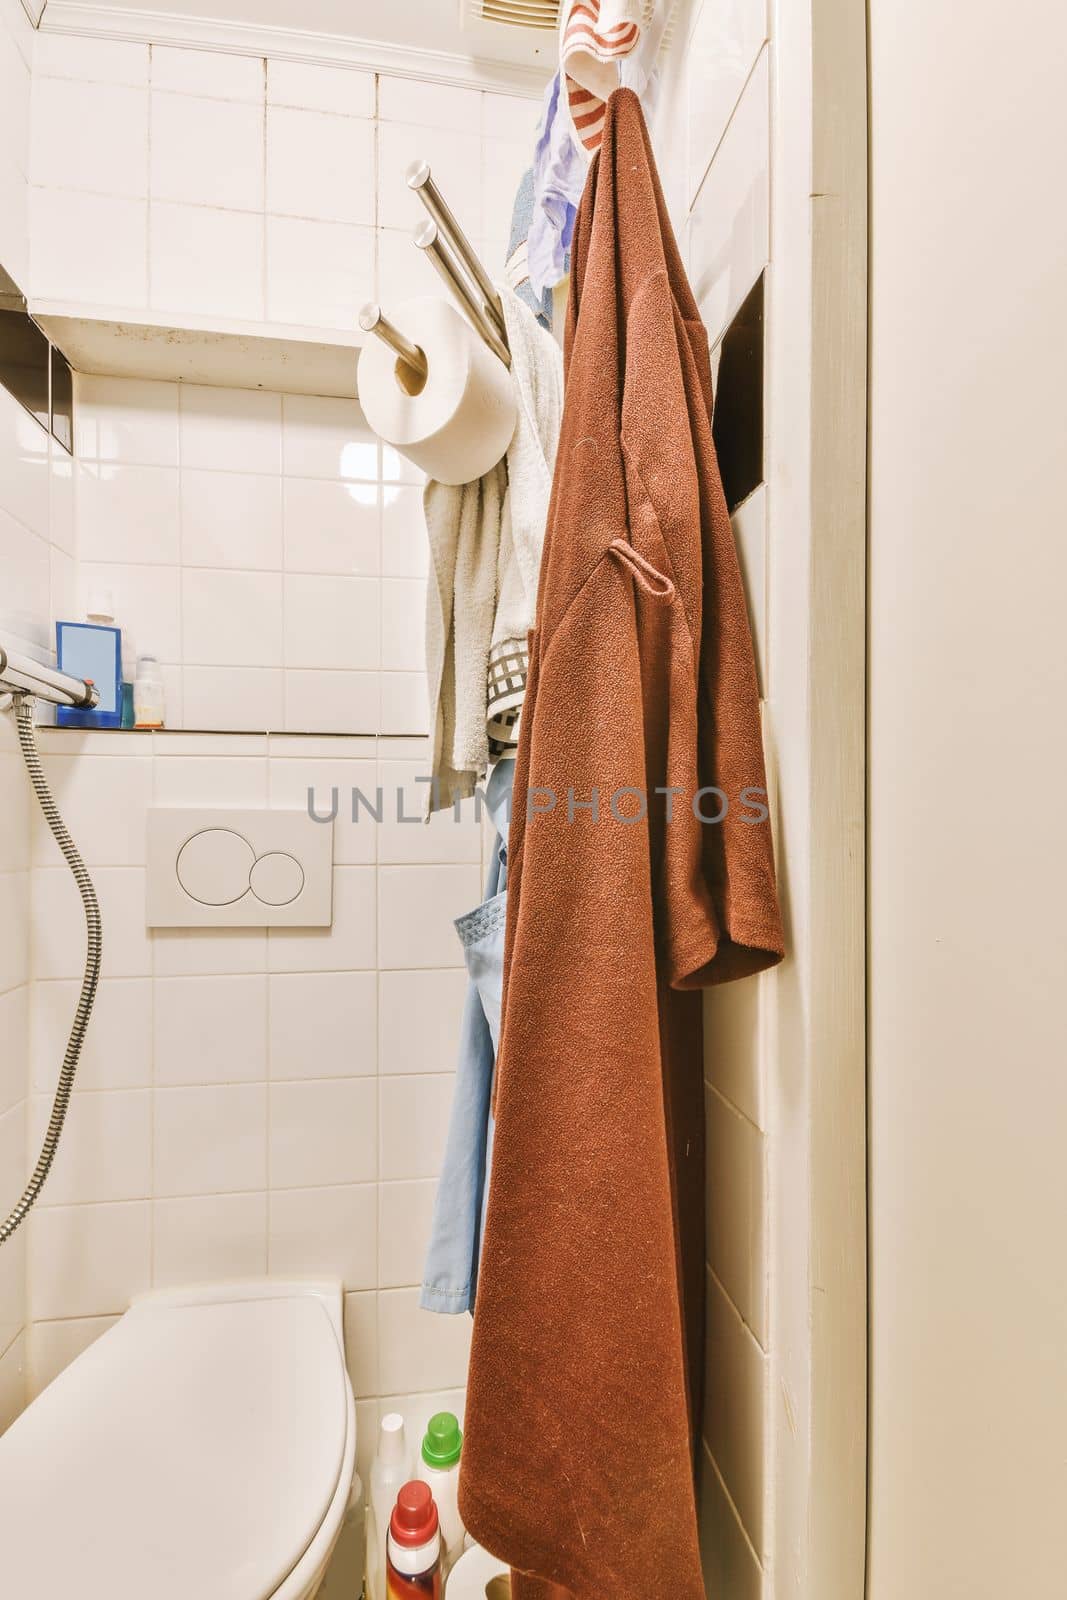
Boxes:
[357,296,517,487]
[444,1543,511,1598]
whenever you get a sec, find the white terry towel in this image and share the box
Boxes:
[423,287,563,815]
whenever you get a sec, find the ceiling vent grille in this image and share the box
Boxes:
[469,0,561,30]
[463,0,677,50]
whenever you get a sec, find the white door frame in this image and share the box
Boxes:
[764,0,868,1595]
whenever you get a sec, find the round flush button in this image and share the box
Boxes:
[176,828,256,906]
[249,851,305,907]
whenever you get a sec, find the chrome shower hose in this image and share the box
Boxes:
[0,697,102,1244]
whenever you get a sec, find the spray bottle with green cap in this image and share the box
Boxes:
[416,1412,464,1572]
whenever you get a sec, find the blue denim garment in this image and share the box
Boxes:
[420,760,515,1315]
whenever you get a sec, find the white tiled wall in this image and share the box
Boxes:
[0,0,79,1427]
[657,1,773,1594]
[0,0,31,288]
[73,376,431,733]
[21,727,480,1464]
[28,36,537,334]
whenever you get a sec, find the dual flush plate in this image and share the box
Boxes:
[146,809,333,928]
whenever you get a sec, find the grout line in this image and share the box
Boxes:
[707,1262,769,1359]
[701,1441,766,1576]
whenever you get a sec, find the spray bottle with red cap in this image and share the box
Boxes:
[386,1479,443,1598]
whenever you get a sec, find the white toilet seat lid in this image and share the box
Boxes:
[0,1293,349,1600]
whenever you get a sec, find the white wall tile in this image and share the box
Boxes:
[154,1082,268,1196]
[380,579,425,673]
[31,754,153,868]
[378,78,481,135]
[0,987,27,1116]
[481,138,527,268]
[180,469,283,571]
[27,1313,118,1400]
[284,574,379,671]
[0,512,49,644]
[77,463,180,566]
[76,561,180,663]
[30,1087,151,1206]
[49,546,76,632]
[152,1190,268,1286]
[379,1074,455,1181]
[29,1200,151,1320]
[0,389,50,541]
[151,46,264,102]
[0,1333,26,1431]
[343,1289,378,1399]
[151,92,263,211]
[378,865,480,969]
[377,1287,471,1395]
[182,569,283,668]
[266,106,375,226]
[269,971,377,1079]
[284,669,380,736]
[687,0,768,206]
[282,395,376,482]
[32,977,152,1093]
[705,1083,768,1346]
[182,666,284,733]
[703,1268,769,1556]
[266,215,373,330]
[268,754,377,865]
[34,35,149,88]
[686,47,769,347]
[267,59,373,119]
[377,759,481,866]
[284,477,379,577]
[378,1179,435,1289]
[0,873,29,993]
[380,672,429,736]
[32,78,148,198]
[30,188,148,306]
[152,924,266,977]
[32,866,150,980]
[149,202,264,321]
[268,864,376,973]
[269,1182,376,1288]
[269,1077,377,1188]
[0,1229,26,1359]
[375,225,435,307]
[181,386,282,474]
[154,974,268,1084]
[381,485,427,579]
[49,450,76,557]
[482,89,540,145]
[0,1101,26,1217]
[76,376,179,465]
[699,1443,765,1600]
[377,121,482,235]
[151,752,268,807]
[378,969,467,1076]
[703,970,767,1131]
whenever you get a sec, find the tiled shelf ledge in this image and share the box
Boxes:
[28,301,365,400]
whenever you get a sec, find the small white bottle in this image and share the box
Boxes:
[367,1413,410,1600]
[133,654,165,730]
[416,1411,465,1573]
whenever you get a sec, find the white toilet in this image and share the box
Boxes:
[0,1279,356,1600]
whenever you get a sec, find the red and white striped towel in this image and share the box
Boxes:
[561,0,654,154]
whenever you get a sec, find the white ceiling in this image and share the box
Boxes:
[37,0,557,82]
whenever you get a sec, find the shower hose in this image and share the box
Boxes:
[0,696,102,1245]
